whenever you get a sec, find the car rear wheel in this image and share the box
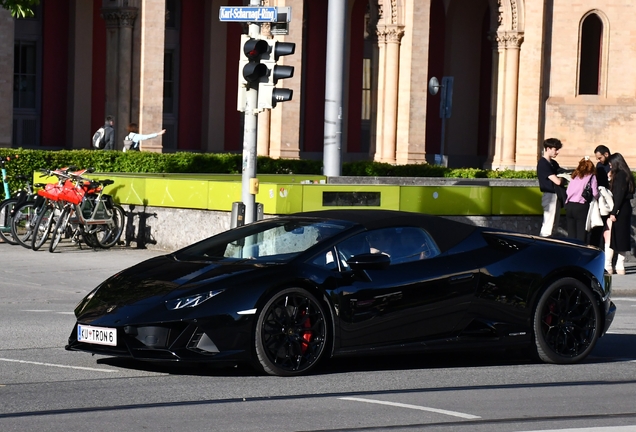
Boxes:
[533,277,601,364]
[255,288,328,376]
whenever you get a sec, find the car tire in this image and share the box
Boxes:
[254,287,328,376]
[533,277,601,364]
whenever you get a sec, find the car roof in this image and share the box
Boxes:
[292,209,477,252]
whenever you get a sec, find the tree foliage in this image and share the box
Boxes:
[0,0,39,18]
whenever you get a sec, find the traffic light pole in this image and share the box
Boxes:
[241,0,262,225]
[232,1,295,224]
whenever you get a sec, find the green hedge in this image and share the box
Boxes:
[0,148,538,193]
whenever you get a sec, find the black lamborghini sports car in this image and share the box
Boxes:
[67,210,616,376]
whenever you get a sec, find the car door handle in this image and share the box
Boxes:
[449,273,475,283]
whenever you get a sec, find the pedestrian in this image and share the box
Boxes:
[590,145,612,247]
[537,138,565,237]
[123,123,166,152]
[605,153,635,275]
[594,145,611,188]
[565,157,598,242]
[102,115,115,150]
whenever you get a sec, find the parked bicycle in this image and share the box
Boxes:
[11,167,74,249]
[0,155,36,245]
[31,168,125,252]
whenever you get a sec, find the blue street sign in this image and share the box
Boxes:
[219,6,278,23]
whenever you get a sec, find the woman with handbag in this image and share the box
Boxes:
[123,123,166,152]
[565,157,598,242]
[606,153,635,275]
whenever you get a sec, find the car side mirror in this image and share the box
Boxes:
[346,253,391,271]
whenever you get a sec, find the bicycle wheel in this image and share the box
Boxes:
[79,226,101,248]
[31,204,56,251]
[0,198,18,245]
[94,205,125,249]
[10,200,37,249]
[49,206,72,253]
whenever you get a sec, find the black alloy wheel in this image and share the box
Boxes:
[533,277,601,364]
[255,288,328,376]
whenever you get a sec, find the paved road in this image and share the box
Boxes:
[1,242,636,432]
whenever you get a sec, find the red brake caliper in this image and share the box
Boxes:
[301,310,312,354]
[544,301,555,326]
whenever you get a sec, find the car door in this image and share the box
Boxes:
[333,227,479,349]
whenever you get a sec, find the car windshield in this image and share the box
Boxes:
[174,219,354,263]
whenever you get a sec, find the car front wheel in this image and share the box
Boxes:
[254,288,328,376]
[533,277,601,364]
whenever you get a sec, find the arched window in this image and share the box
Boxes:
[578,13,603,95]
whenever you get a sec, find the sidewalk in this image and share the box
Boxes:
[608,260,636,297]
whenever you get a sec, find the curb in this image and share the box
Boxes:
[611,289,636,298]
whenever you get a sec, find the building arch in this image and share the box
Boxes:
[577,9,609,97]
[366,0,530,167]
[492,0,524,33]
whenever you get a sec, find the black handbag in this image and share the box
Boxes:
[581,177,594,203]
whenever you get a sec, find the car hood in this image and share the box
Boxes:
[74,254,271,320]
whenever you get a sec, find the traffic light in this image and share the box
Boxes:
[257,39,296,110]
[238,34,270,112]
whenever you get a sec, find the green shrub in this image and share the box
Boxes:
[0,148,544,193]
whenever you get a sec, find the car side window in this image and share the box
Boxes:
[310,246,340,271]
[337,227,440,266]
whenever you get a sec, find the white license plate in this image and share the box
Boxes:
[77,324,117,346]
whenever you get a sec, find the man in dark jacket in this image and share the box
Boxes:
[537,138,564,237]
[594,145,611,189]
[589,145,611,247]
[102,115,115,150]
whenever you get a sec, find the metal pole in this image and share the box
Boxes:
[323,0,346,177]
[241,0,262,224]
[440,117,446,157]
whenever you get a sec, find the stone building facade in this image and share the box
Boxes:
[1,0,635,170]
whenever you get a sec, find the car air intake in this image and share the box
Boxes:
[187,330,220,354]
[131,326,169,348]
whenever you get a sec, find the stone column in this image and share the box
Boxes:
[380,26,404,164]
[485,45,500,169]
[373,31,387,161]
[268,0,302,160]
[117,8,137,150]
[101,6,138,150]
[137,0,165,153]
[257,110,271,156]
[102,9,121,135]
[494,31,523,169]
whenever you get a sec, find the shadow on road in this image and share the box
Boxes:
[93,333,636,377]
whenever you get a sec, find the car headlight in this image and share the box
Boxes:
[165,289,225,310]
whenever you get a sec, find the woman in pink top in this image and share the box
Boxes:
[565,157,598,242]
